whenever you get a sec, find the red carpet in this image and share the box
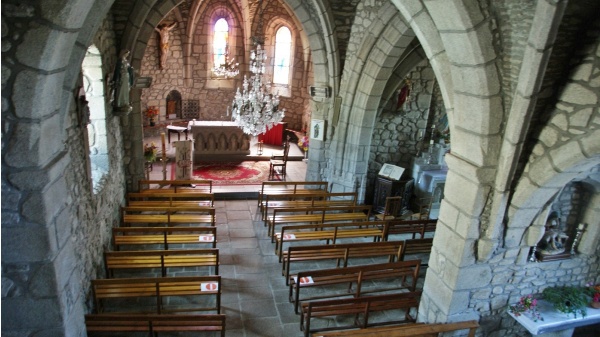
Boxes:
[189,161,275,185]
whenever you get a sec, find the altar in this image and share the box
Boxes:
[188,121,251,161]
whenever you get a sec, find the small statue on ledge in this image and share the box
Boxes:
[538,215,569,256]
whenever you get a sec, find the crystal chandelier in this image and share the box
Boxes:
[212,52,239,78]
[232,44,285,136]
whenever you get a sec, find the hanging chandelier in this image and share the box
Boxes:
[212,52,239,78]
[231,44,285,136]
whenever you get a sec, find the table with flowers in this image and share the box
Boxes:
[508,298,600,336]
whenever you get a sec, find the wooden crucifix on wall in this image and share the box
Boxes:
[155,22,177,69]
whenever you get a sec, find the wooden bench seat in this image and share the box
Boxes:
[384,218,437,239]
[274,221,388,261]
[312,320,479,337]
[139,179,213,193]
[104,248,219,277]
[267,205,372,241]
[127,192,214,207]
[112,226,217,250]
[261,191,358,222]
[400,238,434,266]
[85,313,226,337]
[289,260,422,313]
[300,291,421,337]
[258,181,329,207]
[121,206,216,227]
[282,240,405,284]
[92,275,221,314]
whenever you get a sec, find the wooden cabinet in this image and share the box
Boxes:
[373,176,414,214]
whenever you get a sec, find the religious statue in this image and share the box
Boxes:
[538,215,570,256]
[155,22,177,69]
[112,50,134,114]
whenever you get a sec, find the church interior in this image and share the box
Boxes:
[2,0,600,336]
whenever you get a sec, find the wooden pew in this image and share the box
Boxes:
[85,314,226,337]
[267,205,372,241]
[104,248,219,277]
[112,226,217,250]
[289,260,422,313]
[121,206,216,227]
[400,238,434,266]
[274,221,388,261]
[312,320,479,337]
[282,240,405,284]
[92,275,221,314]
[127,192,214,207]
[139,179,213,193]
[300,291,422,337]
[262,191,358,223]
[258,181,329,207]
[384,218,437,240]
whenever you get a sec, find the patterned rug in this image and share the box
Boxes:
[190,161,276,185]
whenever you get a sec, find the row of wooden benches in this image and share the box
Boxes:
[253,187,444,337]
[87,182,226,335]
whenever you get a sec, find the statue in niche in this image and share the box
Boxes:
[538,215,569,256]
[112,50,135,114]
[155,22,177,69]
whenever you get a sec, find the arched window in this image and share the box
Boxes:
[81,45,109,193]
[213,18,229,67]
[273,26,291,85]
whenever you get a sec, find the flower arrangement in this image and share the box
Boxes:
[509,294,544,322]
[144,142,157,162]
[586,283,600,308]
[298,135,309,151]
[145,106,159,119]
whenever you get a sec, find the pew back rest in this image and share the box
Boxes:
[301,291,422,336]
[275,220,387,259]
[258,181,329,205]
[127,192,215,207]
[92,275,221,314]
[104,248,219,277]
[85,314,226,337]
[112,226,217,250]
[312,320,479,337]
[139,179,212,193]
[385,219,438,239]
[283,241,405,283]
[290,260,422,313]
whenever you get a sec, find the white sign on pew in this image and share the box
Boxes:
[293,276,314,285]
[200,282,219,291]
[199,234,214,242]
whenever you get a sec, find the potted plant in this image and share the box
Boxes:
[298,135,309,160]
[144,142,157,162]
[542,286,590,318]
[146,106,159,126]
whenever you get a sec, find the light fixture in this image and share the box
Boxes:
[212,51,239,78]
[231,1,285,137]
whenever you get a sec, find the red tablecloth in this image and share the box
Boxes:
[258,122,286,146]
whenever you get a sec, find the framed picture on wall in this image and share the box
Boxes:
[310,119,325,141]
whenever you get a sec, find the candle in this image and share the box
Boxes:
[161,132,166,158]
[578,223,585,230]
[432,124,435,129]
[430,139,434,145]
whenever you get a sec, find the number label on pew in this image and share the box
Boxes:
[293,276,314,285]
[200,282,219,291]
[199,234,214,242]
[283,234,296,240]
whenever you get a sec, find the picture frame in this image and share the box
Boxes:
[310,119,325,141]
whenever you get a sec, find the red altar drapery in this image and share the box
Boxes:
[258,122,286,146]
